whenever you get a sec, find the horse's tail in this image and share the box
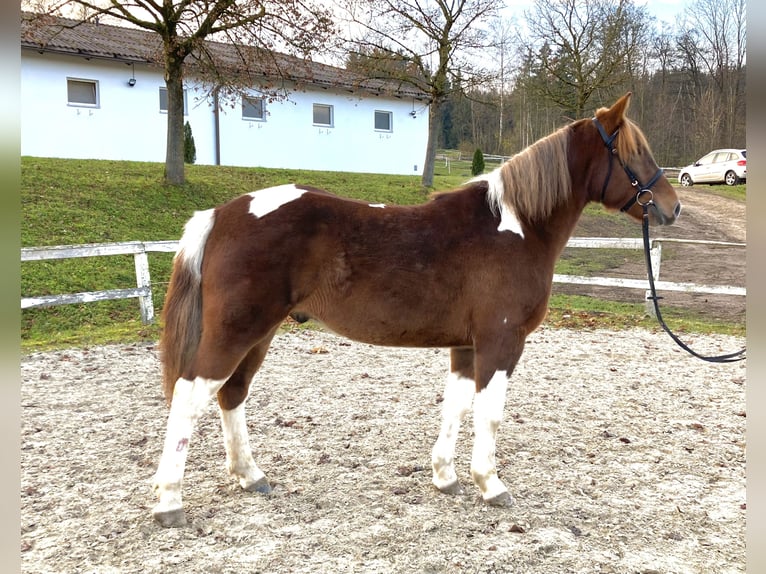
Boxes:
[160,208,216,404]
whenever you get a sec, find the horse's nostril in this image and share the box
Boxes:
[674,202,682,218]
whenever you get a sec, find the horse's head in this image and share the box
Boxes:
[592,93,681,226]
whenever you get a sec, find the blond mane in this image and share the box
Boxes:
[489,124,572,222]
[486,110,651,223]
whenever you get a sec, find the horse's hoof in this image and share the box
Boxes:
[152,507,187,528]
[245,476,272,495]
[436,480,465,496]
[485,491,515,507]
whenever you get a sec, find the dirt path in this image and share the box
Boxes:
[21,327,746,574]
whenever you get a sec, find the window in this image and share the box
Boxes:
[374,110,393,132]
[242,95,265,121]
[67,78,99,107]
[313,103,333,127]
[159,87,188,115]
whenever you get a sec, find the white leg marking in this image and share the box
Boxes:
[472,168,525,238]
[176,208,215,279]
[248,184,307,218]
[219,401,267,490]
[153,377,224,517]
[432,372,475,492]
[368,203,386,208]
[471,370,510,500]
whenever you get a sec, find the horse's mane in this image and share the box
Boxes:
[485,109,651,222]
[488,124,572,222]
[611,117,653,161]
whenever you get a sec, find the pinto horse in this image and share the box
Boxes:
[151,93,681,527]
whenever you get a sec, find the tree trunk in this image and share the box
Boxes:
[421,101,441,188]
[164,59,186,185]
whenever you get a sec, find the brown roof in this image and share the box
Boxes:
[21,12,427,100]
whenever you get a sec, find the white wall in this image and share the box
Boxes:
[21,52,173,162]
[217,88,429,175]
[20,50,429,176]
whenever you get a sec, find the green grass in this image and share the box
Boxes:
[21,157,744,352]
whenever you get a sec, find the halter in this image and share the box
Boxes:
[592,117,664,212]
[592,116,745,363]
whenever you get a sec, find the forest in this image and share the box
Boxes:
[433,0,746,168]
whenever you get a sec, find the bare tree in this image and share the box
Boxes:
[339,0,500,187]
[519,0,652,118]
[26,0,335,185]
[683,0,746,147]
[489,17,518,156]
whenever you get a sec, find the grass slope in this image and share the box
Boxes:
[21,157,743,351]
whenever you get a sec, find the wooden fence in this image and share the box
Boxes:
[21,240,178,324]
[21,237,745,324]
[436,153,682,180]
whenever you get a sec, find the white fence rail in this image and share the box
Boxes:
[555,237,745,315]
[21,240,178,324]
[21,237,745,324]
[435,153,682,180]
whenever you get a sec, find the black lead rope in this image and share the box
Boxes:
[640,200,746,363]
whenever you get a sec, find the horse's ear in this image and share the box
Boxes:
[597,92,632,132]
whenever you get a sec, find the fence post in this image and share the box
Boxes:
[645,241,662,317]
[133,249,154,324]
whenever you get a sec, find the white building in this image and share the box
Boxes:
[20,13,430,176]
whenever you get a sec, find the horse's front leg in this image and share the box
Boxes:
[432,347,475,494]
[470,332,526,506]
[152,376,223,527]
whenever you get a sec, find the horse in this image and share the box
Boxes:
[151,92,681,527]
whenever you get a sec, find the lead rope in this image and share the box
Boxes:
[640,200,746,363]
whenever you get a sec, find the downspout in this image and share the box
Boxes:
[213,87,221,165]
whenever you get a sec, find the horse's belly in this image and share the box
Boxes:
[295,300,470,348]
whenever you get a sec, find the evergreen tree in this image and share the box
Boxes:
[471,148,485,176]
[183,121,196,164]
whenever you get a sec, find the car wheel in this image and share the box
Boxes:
[724,171,739,186]
[679,173,693,186]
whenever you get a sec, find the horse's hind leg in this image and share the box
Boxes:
[153,327,277,527]
[217,331,277,495]
[432,347,475,495]
[152,374,228,527]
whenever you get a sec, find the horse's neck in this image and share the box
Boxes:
[532,196,590,258]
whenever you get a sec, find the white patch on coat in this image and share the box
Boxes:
[471,168,525,238]
[369,203,386,208]
[432,372,475,491]
[248,184,307,218]
[219,401,266,489]
[471,369,509,500]
[176,208,215,279]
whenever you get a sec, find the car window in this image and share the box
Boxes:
[742,150,747,158]
[698,153,716,165]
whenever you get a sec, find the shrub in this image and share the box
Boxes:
[184,121,197,164]
[471,148,485,176]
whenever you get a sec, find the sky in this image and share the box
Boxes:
[639,0,687,25]
[503,0,687,27]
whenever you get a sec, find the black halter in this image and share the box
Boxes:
[592,117,664,212]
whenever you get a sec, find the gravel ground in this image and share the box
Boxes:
[21,326,746,574]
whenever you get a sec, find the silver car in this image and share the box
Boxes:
[678,149,747,186]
